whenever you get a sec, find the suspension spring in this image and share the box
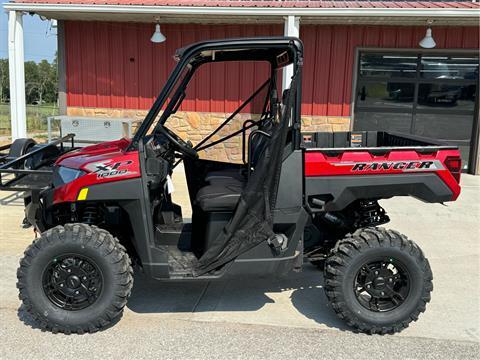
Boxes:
[82,205,98,225]
[354,200,390,228]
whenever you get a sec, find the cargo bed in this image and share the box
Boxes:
[302,131,456,152]
[302,131,462,212]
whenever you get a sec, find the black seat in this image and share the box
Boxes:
[197,119,275,212]
[195,181,243,212]
[205,168,245,184]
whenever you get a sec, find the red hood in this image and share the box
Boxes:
[56,138,132,171]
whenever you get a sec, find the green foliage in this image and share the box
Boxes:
[0,59,9,103]
[0,56,59,134]
[1,55,58,105]
[0,103,59,134]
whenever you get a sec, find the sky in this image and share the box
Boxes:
[1,0,58,63]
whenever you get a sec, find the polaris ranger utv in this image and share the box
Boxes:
[1,37,462,335]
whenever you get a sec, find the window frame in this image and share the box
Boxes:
[352,47,479,173]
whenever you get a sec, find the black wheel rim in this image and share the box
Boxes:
[354,258,410,312]
[42,254,103,311]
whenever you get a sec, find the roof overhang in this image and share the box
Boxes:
[3,3,480,26]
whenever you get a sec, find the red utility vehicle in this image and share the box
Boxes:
[0,37,461,334]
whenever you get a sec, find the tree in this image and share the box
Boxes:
[0,57,58,105]
[0,59,9,103]
[24,61,40,104]
[37,59,56,104]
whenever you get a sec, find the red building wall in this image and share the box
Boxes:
[64,21,479,117]
[300,24,479,117]
[65,22,282,115]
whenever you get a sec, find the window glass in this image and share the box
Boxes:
[360,53,417,78]
[353,112,412,133]
[355,51,477,171]
[414,113,474,169]
[420,56,479,80]
[417,84,477,111]
[356,82,415,109]
[414,113,473,142]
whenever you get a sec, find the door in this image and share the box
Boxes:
[354,51,479,172]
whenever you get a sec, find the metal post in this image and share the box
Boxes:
[282,15,300,91]
[47,116,52,143]
[57,20,67,116]
[8,11,27,140]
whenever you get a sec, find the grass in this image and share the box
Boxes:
[0,103,59,135]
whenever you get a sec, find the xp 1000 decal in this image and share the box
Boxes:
[85,160,136,179]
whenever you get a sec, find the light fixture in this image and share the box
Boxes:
[151,22,166,43]
[419,20,436,49]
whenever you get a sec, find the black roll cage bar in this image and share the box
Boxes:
[129,37,304,152]
[194,78,272,153]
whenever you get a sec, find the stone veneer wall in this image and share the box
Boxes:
[67,107,351,162]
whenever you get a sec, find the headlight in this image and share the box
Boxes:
[53,166,85,187]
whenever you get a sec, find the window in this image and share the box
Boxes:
[417,84,476,111]
[360,53,417,78]
[354,51,479,171]
[356,82,415,109]
[420,56,479,80]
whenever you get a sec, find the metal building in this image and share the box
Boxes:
[5,0,480,172]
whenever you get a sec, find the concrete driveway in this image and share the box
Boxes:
[0,170,478,359]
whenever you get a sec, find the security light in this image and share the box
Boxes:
[419,28,436,49]
[419,20,436,49]
[151,23,166,43]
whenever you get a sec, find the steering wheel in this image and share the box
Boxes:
[156,125,198,159]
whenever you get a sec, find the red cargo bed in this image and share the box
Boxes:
[302,131,462,212]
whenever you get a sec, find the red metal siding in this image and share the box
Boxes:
[65,22,479,117]
[65,21,282,113]
[299,24,479,116]
[95,22,111,109]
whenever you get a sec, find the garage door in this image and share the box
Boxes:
[354,51,478,171]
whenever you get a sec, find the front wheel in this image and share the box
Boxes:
[17,224,133,334]
[324,227,433,334]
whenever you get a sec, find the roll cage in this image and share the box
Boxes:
[129,37,304,152]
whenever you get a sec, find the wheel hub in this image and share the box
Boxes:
[42,254,103,311]
[354,258,410,312]
[372,276,386,290]
[66,275,81,289]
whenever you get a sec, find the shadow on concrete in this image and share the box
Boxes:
[15,265,347,332]
[127,264,349,331]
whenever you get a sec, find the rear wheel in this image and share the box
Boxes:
[324,227,433,334]
[17,224,133,334]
